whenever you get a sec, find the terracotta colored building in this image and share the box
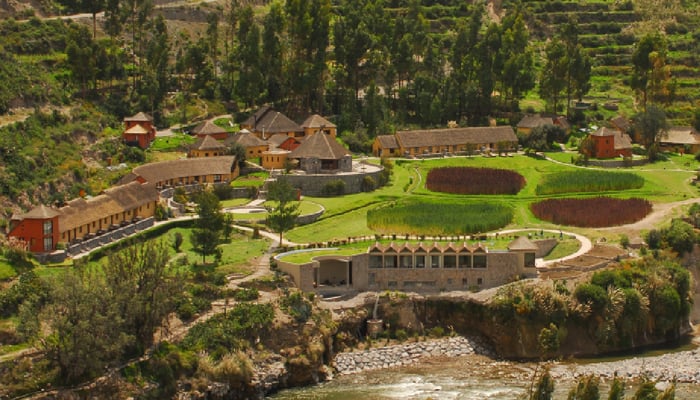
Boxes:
[189,135,228,158]
[267,133,301,151]
[587,127,633,158]
[226,129,269,159]
[123,112,156,149]
[516,115,570,135]
[659,127,700,154]
[241,106,303,139]
[119,156,240,188]
[301,114,337,138]
[192,120,229,141]
[8,182,159,252]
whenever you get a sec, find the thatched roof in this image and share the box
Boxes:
[662,127,700,145]
[228,131,268,147]
[16,204,60,220]
[124,124,149,134]
[508,236,539,251]
[58,182,158,232]
[192,135,227,151]
[394,126,517,148]
[124,112,153,122]
[301,114,336,129]
[517,115,553,129]
[288,131,349,160]
[242,106,302,134]
[376,135,399,149]
[125,156,237,184]
[192,120,227,136]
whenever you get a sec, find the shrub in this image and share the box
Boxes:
[280,291,312,323]
[321,180,346,196]
[361,176,376,192]
[427,167,525,195]
[574,283,608,313]
[531,197,652,227]
[536,170,644,195]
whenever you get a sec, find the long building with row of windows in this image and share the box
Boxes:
[7,156,240,255]
[276,237,541,293]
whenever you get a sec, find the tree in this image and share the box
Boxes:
[539,39,568,113]
[104,241,183,351]
[632,105,669,160]
[190,190,225,263]
[265,178,300,246]
[567,374,600,400]
[38,268,128,383]
[631,34,669,110]
[662,219,696,255]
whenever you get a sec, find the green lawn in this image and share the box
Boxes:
[285,153,697,244]
[232,172,269,188]
[0,259,16,280]
[149,133,195,152]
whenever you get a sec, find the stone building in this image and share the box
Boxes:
[276,237,539,294]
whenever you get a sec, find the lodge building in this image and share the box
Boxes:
[276,237,541,293]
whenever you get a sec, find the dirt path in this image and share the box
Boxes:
[599,197,700,236]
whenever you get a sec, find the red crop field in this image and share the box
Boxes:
[531,197,652,227]
[426,167,526,195]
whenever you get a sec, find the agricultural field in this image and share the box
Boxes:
[286,153,696,244]
[366,199,513,236]
[531,197,653,227]
[426,167,526,195]
[536,170,645,195]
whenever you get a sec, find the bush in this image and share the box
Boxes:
[321,180,346,196]
[574,283,608,313]
[361,176,376,192]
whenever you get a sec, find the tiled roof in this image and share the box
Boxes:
[267,133,293,148]
[288,131,349,160]
[124,124,149,134]
[301,114,336,129]
[394,126,517,148]
[192,120,227,136]
[376,135,399,149]
[193,135,227,151]
[662,127,700,145]
[124,112,153,122]
[58,182,158,232]
[126,156,237,184]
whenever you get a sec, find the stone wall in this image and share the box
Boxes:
[280,168,384,197]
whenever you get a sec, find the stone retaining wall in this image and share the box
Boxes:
[333,336,491,375]
[587,159,647,168]
[281,168,384,197]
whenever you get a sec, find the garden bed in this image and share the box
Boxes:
[426,167,525,195]
[531,197,652,228]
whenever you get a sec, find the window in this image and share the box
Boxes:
[43,237,53,251]
[415,255,426,268]
[473,254,487,268]
[369,273,376,285]
[430,255,440,268]
[525,252,536,268]
[214,174,222,182]
[443,255,457,268]
[369,255,383,269]
[477,278,483,285]
[384,254,397,268]
[399,254,412,268]
[458,255,471,268]
[43,220,52,235]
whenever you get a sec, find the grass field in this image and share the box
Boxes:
[0,259,16,280]
[285,153,698,244]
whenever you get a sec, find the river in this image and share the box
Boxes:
[270,343,700,399]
